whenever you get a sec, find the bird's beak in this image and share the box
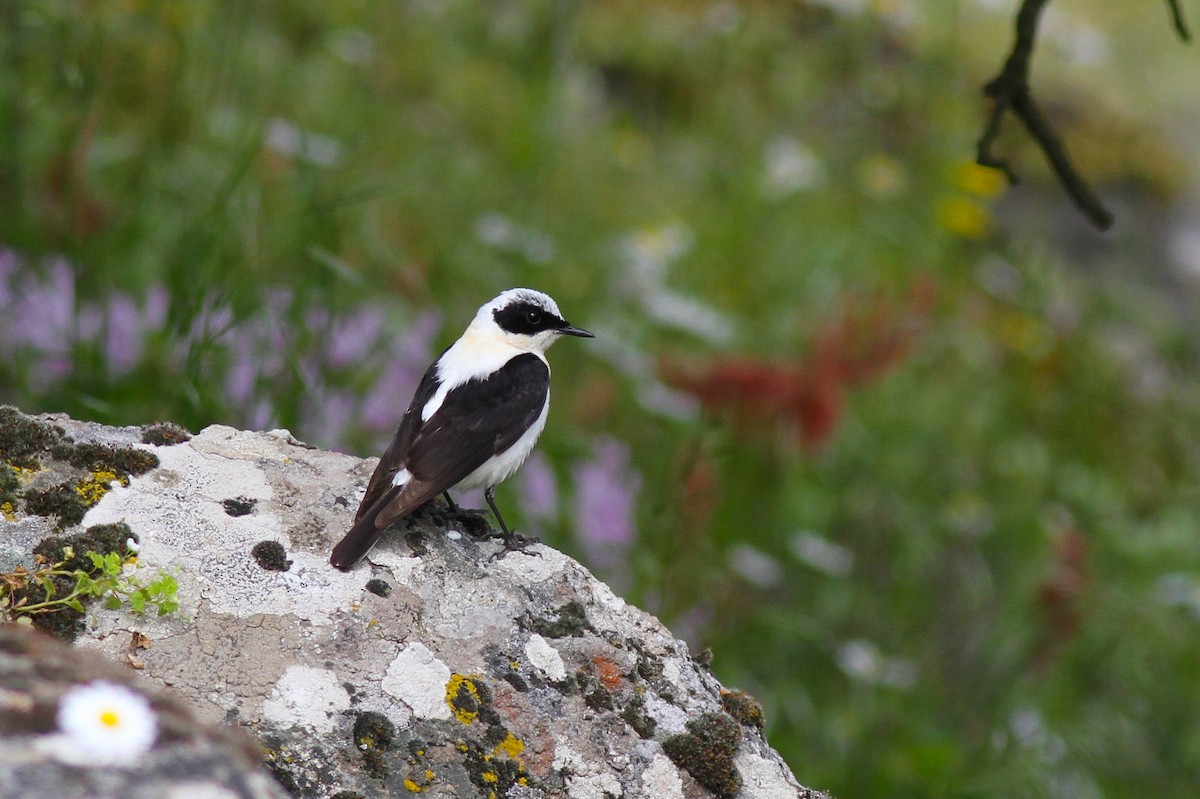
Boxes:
[559,323,594,338]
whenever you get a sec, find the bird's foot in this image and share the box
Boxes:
[489,530,542,560]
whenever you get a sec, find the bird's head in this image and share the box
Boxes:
[474,288,594,353]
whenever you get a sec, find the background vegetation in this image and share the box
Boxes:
[3,1,1200,796]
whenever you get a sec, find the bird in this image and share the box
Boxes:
[330,288,593,570]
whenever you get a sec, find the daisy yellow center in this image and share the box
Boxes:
[98,709,122,728]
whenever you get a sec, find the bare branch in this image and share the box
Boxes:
[977,0,1114,230]
[1167,0,1191,41]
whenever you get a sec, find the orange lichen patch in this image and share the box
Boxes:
[591,655,623,692]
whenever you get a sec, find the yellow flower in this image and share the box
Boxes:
[952,162,1007,198]
[937,197,992,239]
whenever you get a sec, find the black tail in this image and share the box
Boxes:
[330,485,401,570]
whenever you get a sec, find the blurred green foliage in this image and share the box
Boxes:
[3,1,1200,797]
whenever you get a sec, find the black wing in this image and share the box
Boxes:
[353,351,445,523]
[406,353,549,489]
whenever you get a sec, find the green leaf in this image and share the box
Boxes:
[66,598,85,613]
[151,573,179,598]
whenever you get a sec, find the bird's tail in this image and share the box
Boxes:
[330,481,442,570]
[330,485,401,570]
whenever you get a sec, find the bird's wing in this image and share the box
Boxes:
[353,354,444,523]
[402,352,550,492]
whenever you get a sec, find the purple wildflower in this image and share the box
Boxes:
[104,293,143,376]
[144,285,168,329]
[187,301,234,345]
[362,357,419,433]
[302,388,356,450]
[571,437,641,570]
[361,310,442,435]
[516,451,558,525]
[326,307,386,369]
[224,354,258,405]
[248,399,276,432]
[13,258,75,356]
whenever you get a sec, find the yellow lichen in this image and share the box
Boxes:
[1,501,14,521]
[74,468,128,506]
[404,768,436,792]
[493,732,525,759]
[445,673,481,724]
[481,771,499,784]
[9,464,38,482]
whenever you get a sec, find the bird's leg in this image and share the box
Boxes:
[484,486,540,558]
[441,492,459,511]
[483,487,512,537]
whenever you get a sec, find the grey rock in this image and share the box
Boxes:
[0,623,287,799]
[1,409,826,799]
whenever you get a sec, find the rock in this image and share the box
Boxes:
[0,408,826,799]
[0,623,287,799]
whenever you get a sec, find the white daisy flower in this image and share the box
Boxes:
[53,681,159,766]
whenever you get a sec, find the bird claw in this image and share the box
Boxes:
[489,531,541,560]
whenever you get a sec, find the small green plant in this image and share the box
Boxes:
[0,545,179,622]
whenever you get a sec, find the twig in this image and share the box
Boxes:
[977,0,1114,230]
[1167,0,1191,41]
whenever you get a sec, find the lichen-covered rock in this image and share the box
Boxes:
[0,623,287,799]
[0,409,826,799]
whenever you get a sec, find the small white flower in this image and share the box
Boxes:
[53,681,158,766]
[125,537,141,553]
[762,135,824,197]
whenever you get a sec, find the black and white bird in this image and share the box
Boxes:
[330,288,593,570]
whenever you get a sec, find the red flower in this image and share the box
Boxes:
[662,277,936,450]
